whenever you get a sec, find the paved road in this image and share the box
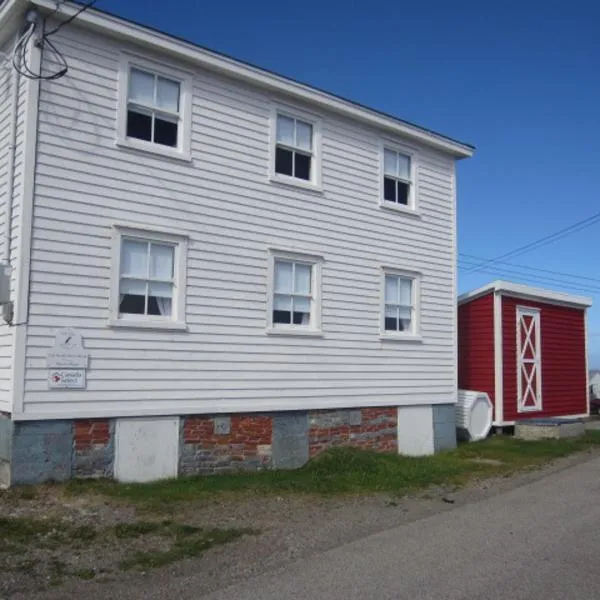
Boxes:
[198,456,600,600]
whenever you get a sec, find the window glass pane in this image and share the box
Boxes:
[294,263,311,294]
[148,282,173,316]
[397,153,411,179]
[129,68,155,104]
[383,177,396,202]
[292,296,311,325]
[397,181,410,205]
[148,281,173,298]
[399,306,412,332]
[399,278,412,305]
[296,120,312,151]
[127,110,152,142]
[154,116,178,147]
[294,153,311,180]
[121,240,147,277]
[149,244,174,279]
[384,149,397,175]
[275,147,293,176]
[274,261,293,293]
[276,115,295,145]
[385,275,398,303]
[119,279,146,315]
[384,304,398,331]
[120,278,147,295]
[273,294,292,324]
[156,76,180,112]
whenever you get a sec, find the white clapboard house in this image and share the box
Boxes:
[0,0,473,485]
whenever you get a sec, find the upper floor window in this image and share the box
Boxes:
[127,68,181,148]
[117,55,192,160]
[267,251,323,335]
[110,226,188,330]
[271,109,321,188]
[383,148,414,208]
[381,271,420,338]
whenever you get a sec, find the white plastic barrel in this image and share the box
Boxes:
[456,390,493,442]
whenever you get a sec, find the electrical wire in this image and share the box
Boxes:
[12,1,97,81]
[462,211,600,274]
[458,260,600,295]
[459,252,600,285]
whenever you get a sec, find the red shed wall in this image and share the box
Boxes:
[501,296,587,421]
[458,293,496,406]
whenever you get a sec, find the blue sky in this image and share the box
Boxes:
[98,0,600,364]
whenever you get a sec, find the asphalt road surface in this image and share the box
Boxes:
[199,455,600,600]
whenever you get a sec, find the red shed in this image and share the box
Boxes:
[458,281,591,426]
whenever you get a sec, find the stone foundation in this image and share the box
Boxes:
[515,418,585,441]
[0,403,457,484]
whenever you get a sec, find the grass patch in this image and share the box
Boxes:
[66,431,600,507]
[113,521,163,539]
[118,526,252,571]
[73,568,96,580]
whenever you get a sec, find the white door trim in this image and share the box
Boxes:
[516,306,542,413]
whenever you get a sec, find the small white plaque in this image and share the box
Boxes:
[48,369,86,389]
[46,328,89,369]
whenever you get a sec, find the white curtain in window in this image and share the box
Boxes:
[129,68,154,104]
[149,243,174,279]
[384,149,397,176]
[399,278,412,305]
[397,153,411,180]
[293,297,311,325]
[149,282,173,316]
[276,115,295,146]
[296,121,312,151]
[274,261,293,293]
[121,240,147,277]
[294,263,311,294]
[385,275,398,303]
[156,77,180,112]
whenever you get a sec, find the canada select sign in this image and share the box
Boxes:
[48,369,86,389]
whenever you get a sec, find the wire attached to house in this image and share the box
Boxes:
[12,1,97,81]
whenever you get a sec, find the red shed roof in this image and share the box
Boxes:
[458,280,592,309]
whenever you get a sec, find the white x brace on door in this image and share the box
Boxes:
[517,307,542,412]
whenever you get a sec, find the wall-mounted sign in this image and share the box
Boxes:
[46,328,88,369]
[48,369,86,389]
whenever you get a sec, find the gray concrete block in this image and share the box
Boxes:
[433,417,457,453]
[348,410,362,426]
[11,420,73,485]
[272,412,309,469]
[0,417,13,462]
[214,416,231,435]
[432,404,456,425]
[73,421,115,479]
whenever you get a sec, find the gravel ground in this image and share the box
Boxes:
[2,448,599,600]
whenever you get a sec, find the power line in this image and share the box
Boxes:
[462,211,600,274]
[458,260,600,295]
[459,252,600,285]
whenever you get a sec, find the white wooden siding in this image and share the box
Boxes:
[21,24,458,419]
[0,36,27,413]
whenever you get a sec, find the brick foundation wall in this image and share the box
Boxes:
[180,415,273,474]
[308,407,397,457]
[72,419,114,478]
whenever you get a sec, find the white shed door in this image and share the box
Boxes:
[517,307,542,412]
[114,417,179,482]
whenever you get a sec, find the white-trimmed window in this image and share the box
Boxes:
[383,147,414,208]
[381,271,420,337]
[117,55,192,159]
[272,110,321,186]
[268,251,322,334]
[110,227,188,329]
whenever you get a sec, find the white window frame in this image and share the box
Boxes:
[109,225,188,330]
[117,53,193,161]
[266,249,323,336]
[269,105,322,191]
[379,140,419,215]
[379,268,421,341]
[516,306,543,413]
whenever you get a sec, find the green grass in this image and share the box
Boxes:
[118,525,252,571]
[64,431,600,508]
